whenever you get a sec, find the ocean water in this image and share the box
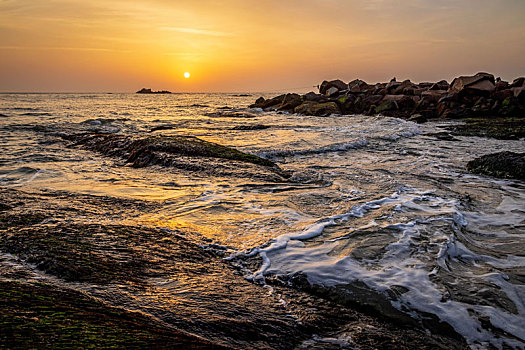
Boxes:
[0,93,524,348]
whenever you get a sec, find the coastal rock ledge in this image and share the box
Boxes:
[251,73,525,121]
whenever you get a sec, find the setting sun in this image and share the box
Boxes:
[184,72,190,79]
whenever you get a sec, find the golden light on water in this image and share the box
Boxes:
[184,72,191,79]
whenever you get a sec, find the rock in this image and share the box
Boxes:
[375,100,398,114]
[467,152,525,180]
[510,77,525,88]
[449,72,495,96]
[438,92,459,104]
[325,86,340,97]
[386,79,401,93]
[231,124,270,131]
[408,114,427,123]
[278,93,303,111]
[383,94,406,102]
[495,81,509,91]
[348,79,369,93]
[250,94,286,109]
[393,80,418,95]
[429,80,449,90]
[421,90,446,104]
[303,91,325,102]
[294,101,340,116]
[363,95,384,106]
[206,111,257,118]
[397,95,417,110]
[319,80,347,95]
[64,134,281,173]
[511,87,525,104]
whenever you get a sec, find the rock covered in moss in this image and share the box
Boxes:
[467,151,525,180]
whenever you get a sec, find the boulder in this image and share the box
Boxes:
[449,72,495,96]
[510,77,525,88]
[278,93,302,111]
[363,95,384,106]
[303,92,325,102]
[375,100,398,114]
[326,87,340,97]
[467,152,525,180]
[337,94,358,114]
[319,80,347,95]
[421,90,447,104]
[511,87,525,104]
[393,80,418,95]
[386,79,401,93]
[495,81,509,91]
[294,101,340,116]
[348,79,369,93]
[250,94,286,109]
[429,80,449,91]
[408,114,427,123]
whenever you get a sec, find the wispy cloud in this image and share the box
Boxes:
[163,26,232,37]
[0,46,129,52]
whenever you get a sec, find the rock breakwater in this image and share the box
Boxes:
[251,73,525,122]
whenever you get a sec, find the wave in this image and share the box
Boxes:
[257,139,369,159]
[230,187,525,348]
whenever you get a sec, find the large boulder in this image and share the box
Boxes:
[348,79,369,93]
[429,80,449,91]
[511,87,525,104]
[278,93,303,111]
[374,100,398,114]
[510,77,525,88]
[319,80,347,96]
[250,94,286,109]
[467,152,525,180]
[303,91,325,102]
[393,80,419,95]
[294,101,340,116]
[449,72,495,96]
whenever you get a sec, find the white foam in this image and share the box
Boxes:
[236,187,525,348]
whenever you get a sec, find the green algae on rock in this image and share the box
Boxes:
[467,151,525,180]
[0,280,225,349]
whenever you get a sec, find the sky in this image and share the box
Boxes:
[0,0,524,92]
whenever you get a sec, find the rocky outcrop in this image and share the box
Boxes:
[136,88,171,94]
[467,152,525,180]
[63,133,288,181]
[250,73,525,121]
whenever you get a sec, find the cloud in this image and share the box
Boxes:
[0,46,129,52]
[162,26,232,37]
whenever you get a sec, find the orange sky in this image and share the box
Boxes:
[1,0,524,92]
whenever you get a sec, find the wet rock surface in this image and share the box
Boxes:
[0,189,468,349]
[64,133,289,181]
[467,151,525,180]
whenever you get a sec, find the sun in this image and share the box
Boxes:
[184,72,190,79]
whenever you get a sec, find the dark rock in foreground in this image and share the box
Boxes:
[64,133,289,181]
[467,151,525,180]
[250,73,525,126]
[136,88,172,94]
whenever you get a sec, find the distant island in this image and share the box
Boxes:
[136,88,171,94]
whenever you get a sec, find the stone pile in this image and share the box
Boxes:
[251,73,525,122]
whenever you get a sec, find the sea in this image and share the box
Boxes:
[0,93,524,348]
